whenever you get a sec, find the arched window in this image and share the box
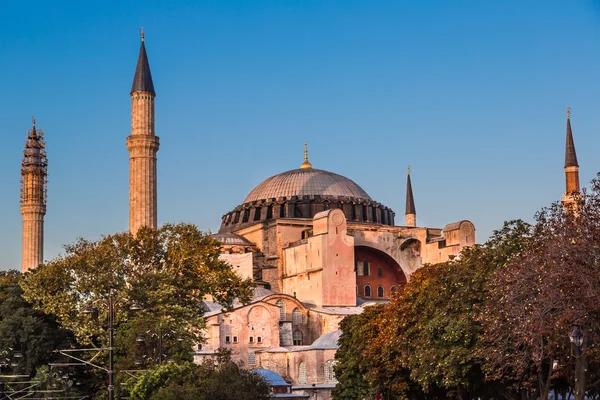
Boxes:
[293,331,303,346]
[377,286,384,298]
[276,300,286,321]
[299,361,307,384]
[391,285,398,295]
[324,360,337,383]
[363,260,370,276]
[378,266,383,278]
[364,285,371,297]
[292,308,302,325]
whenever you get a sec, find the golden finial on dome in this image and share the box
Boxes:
[140,27,145,42]
[300,142,312,169]
[32,116,36,126]
[566,105,570,120]
[407,165,410,175]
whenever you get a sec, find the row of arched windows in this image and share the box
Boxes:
[275,301,303,325]
[357,285,397,298]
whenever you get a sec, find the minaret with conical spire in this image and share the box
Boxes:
[21,117,48,272]
[562,106,580,210]
[127,30,160,234]
[405,166,416,227]
[300,142,312,169]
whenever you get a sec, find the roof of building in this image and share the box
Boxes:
[251,369,290,386]
[202,286,281,316]
[565,116,579,168]
[243,168,371,203]
[308,330,342,350]
[211,232,255,246]
[131,39,155,95]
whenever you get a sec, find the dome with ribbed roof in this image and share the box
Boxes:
[219,149,396,232]
[244,168,371,203]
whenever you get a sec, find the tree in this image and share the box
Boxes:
[20,223,254,394]
[0,270,72,378]
[127,358,271,400]
[333,221,532,400]
[480,178,600,400]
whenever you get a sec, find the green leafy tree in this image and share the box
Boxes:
[128,359,271,400]
[333,220,532,400]
[20,223,254,396]
[0,270,73,378]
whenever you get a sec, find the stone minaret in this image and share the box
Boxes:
[405,166,416,227]
[562,106,580,210]
[21,117,48,272]
[127,32,159,234]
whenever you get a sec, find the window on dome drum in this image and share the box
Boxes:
[248,353,256,366]
[377,286,384,298]
[293,331,303,345]
[299,362,307,384]
[254,207,261,221]
[242,209,249,223]
[233,336,238,344]
[267,205,274,219]
[225,336,230,344]
[292,308,302,325]
[364,285,372,297]
[257,336,262,343]
[324,360,337,384]
[378,266,383,278]
[249,336,254,343]
[276,300,286,321]
[364,260,370,276]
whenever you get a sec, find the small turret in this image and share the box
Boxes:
[405,166,416,227]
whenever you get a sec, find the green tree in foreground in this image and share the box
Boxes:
[128,357,271,400]
[0,270,72,378]
[334,220,532,400]
[20,223,254,397]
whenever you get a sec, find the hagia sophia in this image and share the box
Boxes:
[17,35,580,399]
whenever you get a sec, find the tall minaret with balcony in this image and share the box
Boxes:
[127,31,159,234]
[405,166,416,227]
[562,106,580,211]
[21,117,48,272]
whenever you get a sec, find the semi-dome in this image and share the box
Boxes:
[244,168,371,203]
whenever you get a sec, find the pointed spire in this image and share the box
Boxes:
[131,33,155,95]
[406,166,416,215]
[300,142,312,169]
[565,106,578,168]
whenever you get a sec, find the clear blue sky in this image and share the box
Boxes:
[1,1,600,271]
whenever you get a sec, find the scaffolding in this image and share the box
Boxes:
[20,118,48,205]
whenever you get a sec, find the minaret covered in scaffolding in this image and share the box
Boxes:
[127,31,159,234]
[20,117,48,272]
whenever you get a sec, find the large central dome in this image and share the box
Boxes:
[244,168,371,203]
[218,145,396,232]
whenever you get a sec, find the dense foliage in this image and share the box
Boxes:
[19,223,254,398]
[127,358,271,400]
[334,174,600,400]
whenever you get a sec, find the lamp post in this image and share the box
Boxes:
[569,326,586,400]
[135,324,184,365]
[81,290,142,400]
